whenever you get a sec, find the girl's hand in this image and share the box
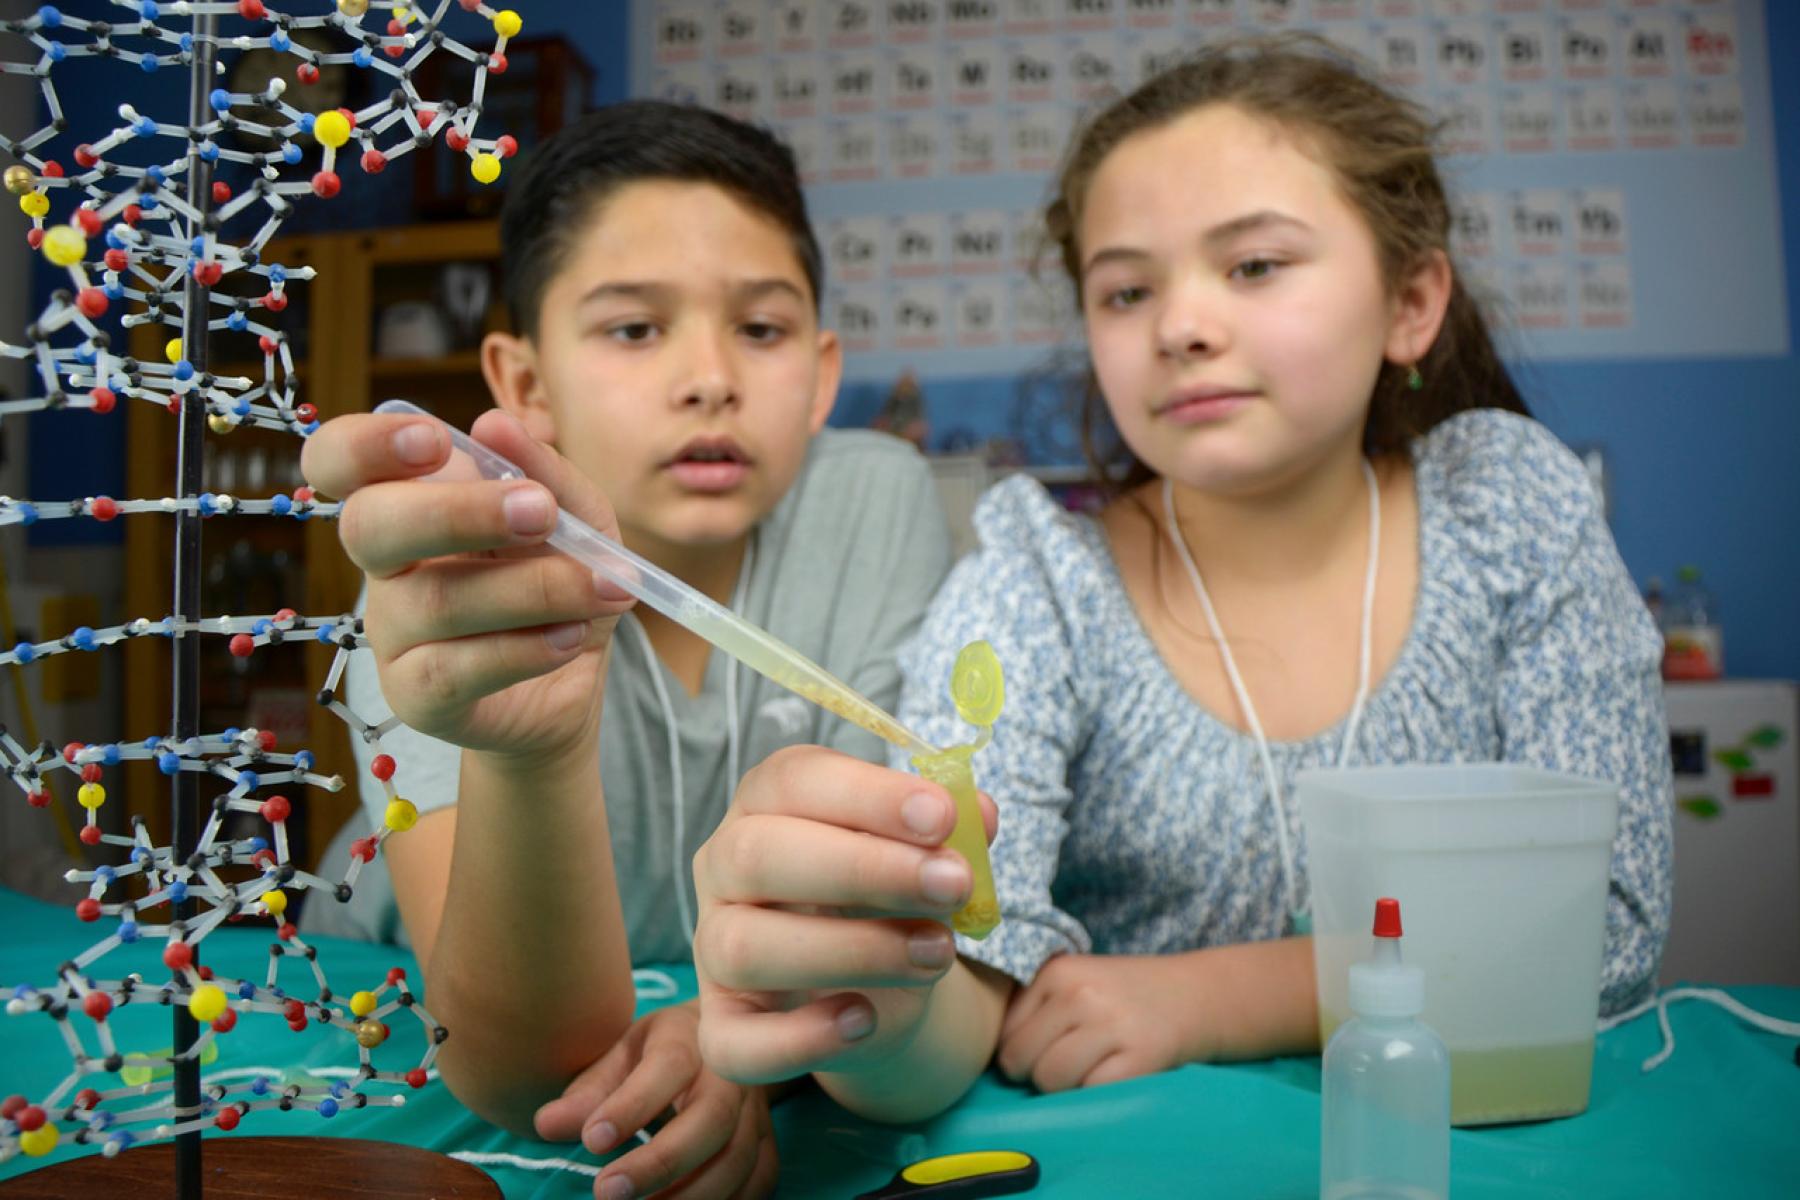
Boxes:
[301,409,636,766]
[996,953,1203,1093]
[691,746,998,1084]
[534,1002,777,1200]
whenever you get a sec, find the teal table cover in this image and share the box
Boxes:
[2,887,1794,1197]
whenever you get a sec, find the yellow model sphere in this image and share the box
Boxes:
[42,224,87,267]
[384,797,419,832]
[313,109,352,149]
[188,984,228,1023]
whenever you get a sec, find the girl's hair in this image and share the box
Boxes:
[1044,34,1529,492]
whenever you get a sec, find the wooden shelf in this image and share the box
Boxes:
[125,218,505,868]
[206,359,307,381]
[347,218,501,263]
[370,350,485,379]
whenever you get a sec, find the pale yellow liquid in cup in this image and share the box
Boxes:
[1322,1009,1594,1125]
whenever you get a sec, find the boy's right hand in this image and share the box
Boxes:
[301,409,637,766]
[534,1001,777,1200]
[691,746,998,1084]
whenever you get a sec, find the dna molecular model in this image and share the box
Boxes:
[0,0,522,1187]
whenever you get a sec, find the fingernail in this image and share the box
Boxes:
[583,1119,618,1154]
[391,422,442,465]
[908,931,953,969]
[900,792,946,838]
[920,854,969,906]
[598,1175,634,1200]
[544,621,587,652]
[837,1003,875,1043]
[503,484,553,536]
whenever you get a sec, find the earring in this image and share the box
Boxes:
[1405,364,1423,391]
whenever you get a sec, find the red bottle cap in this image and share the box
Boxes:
[1372,897,1403,939]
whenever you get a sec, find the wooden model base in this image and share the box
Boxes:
[0,1136,502,1198]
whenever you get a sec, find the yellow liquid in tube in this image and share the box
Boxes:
[910,750,1000,939]
[773,668,1000,940]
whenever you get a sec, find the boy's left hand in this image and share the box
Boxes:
[996,953,1201,1093]
[535,1001,777,1199]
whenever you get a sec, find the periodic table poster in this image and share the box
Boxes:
[632,1,1786,382]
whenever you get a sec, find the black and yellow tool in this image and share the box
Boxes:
[855,1149,1040,1199]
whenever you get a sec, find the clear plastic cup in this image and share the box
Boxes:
[1298,764,1619,1125]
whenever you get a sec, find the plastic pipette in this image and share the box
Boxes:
[374,400,937,756]
[373,400,1001,938]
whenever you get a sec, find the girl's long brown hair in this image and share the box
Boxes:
[1042,34,1529,493]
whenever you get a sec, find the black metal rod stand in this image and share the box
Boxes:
[172,12,219,1199]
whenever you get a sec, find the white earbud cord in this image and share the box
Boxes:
[628,534,754,947]
[1161,458,1379,928]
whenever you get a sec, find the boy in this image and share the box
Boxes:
[301,102,952,1199]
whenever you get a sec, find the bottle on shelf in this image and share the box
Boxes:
[1661,564,1723,681]
[1320,897,1450,1200]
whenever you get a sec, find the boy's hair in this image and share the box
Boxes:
[500,101,824,336]
[1044,34,1529,490]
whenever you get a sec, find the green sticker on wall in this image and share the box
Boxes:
[1677,795,1723,820]
[1712,748,1754,772]
[1746,725,1785,749]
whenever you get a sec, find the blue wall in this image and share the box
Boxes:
[21,3,1798,678]
[1443,8,1800,684]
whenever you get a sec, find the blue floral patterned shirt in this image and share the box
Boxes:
[893,410,1672,1016]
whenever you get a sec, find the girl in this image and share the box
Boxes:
[689,36,1673,1123]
